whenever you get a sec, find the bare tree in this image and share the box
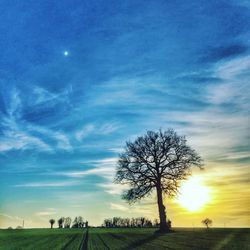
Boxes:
[64,217,72,228]
[103,218,112,227]
[58,217,64,228]
[115,129,203,232]
[49,219,55,229]
[140,217,145,227]
[124,218,130,227]
[202,218,212,229]
[72,216,84,228]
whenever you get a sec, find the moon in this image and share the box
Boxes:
[63,50,69,56]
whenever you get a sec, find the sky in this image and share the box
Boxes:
[0,0,250,228]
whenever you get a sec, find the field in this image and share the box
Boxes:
[0,227,249,250]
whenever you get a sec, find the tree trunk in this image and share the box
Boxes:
[156,184,169,232]
[50,224,52,229]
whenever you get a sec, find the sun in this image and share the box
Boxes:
[175,176,211,212]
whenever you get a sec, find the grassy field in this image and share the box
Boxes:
[0,227,249,250]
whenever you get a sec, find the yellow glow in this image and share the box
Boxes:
[176,176,211,212]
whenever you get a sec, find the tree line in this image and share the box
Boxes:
[49,216,88,229]
[102,217,171,228]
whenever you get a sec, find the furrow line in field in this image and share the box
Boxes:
[79,229,89,250]
[62,234,79,250]
[97,234,111,250]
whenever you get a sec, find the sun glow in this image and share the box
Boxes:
[176,176,211,212]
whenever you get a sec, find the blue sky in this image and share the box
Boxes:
[0,0,250,228]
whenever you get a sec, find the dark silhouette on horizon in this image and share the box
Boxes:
[49,219,55,229]
[56,216,88,229]
[64,217,72,228]
[58,217,64,228]
[115,129,203,233]
[72,216,84,228]
[102,217,172,229]
[202,218,213,229]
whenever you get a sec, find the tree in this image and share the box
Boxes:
[115,129,203,232]
[72,216,84,228]
[58,217,64,228]
[49,219,55,229]
[202,218,212,229]
[103,218,112,227]
[64,217,72,228]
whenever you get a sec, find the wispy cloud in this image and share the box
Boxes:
[35,208,57,216]
[110,203,128,211]
[0,88,72,152]
[216,55,250,79]
[32,86,71,105]
[14,181,79,188]
[54,157,118,181]
[75,124,95,141]
[98,183,126,195]
[75,122,121,141]
[0,213,23,221]
[162,55,250,161]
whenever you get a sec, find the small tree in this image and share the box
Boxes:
[115,129,202,232]
[49,219,55,229]
[58,217,64,228]
[202,218,212,229]
[64,217,72,228]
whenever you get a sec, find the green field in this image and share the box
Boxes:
[0,228,249,250]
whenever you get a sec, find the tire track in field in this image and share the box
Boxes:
[97,234,111,250]
[62,234,79,250]
[79,229,89,250]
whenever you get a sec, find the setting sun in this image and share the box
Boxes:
[176,177,212,212]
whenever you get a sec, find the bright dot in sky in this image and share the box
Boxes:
[63,50,69,56]
[175,176,211,212]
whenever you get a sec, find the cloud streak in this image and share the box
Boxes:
[14,181,80,188]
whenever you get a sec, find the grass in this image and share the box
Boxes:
[0,227,249,250]
[0,228,84,250]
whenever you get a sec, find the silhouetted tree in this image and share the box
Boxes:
[202,218,212,229]
[64,217,72,228]
[145,219,153,227]
[140,217,145,227]
[72,217,78,228]
[113,217,119,227]
[102,217,153,228]
[72,216,84,228]
[58,217,64,228]
[115,129,203,232]
[78,216,84,228]
[49,219,55,229]
[103,218,112,227]
[154,219,159,227]
[131,217,136,227]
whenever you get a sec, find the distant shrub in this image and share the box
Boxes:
[202,218,212,229]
